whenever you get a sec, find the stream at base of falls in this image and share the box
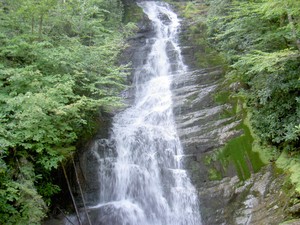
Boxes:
[66,1,202,224]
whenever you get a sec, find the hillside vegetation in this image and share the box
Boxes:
[180,0,300,151]
[174,0,300,191]
[208,0,299,151]
[0,0,130,224]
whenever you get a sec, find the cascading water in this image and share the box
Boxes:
[67,1,202,225]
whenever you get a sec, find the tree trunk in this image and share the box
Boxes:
[31,17,35,34]
[72,156,92,225]
[38,14,43,37]
[287,12,300,51]
[62,163,83,225]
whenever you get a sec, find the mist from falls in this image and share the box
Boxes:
[67,1,202,225]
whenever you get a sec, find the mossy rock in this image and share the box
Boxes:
[280,219,300,225]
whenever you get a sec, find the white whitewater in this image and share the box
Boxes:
[68,1,202,225]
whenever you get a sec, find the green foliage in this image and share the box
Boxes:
[177,0,226,68]
[0,0,128,223]
[276,150,300,193]
[230,50,300,147]
[208,168,222,181]
[0,159,46,225]
[123,3,144,24]
[205,0,300,151]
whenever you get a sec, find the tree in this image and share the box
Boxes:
[261,0,300,51]
[0,0,128,223]
[206,0,300,150]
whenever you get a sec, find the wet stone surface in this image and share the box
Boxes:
[171,18,294,224]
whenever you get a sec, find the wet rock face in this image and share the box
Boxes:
[196,166,289,225]
[118,9,154,104]
[171,62,292,225]
[77,139,117,206]
[171,9,293,225]
[173,68,233,154]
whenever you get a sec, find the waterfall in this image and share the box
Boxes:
[67,1,202,225]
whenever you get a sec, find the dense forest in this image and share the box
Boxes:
[0,0,299,224]
[176,0,300,194]
[205,0,300,150]
[0,0,133,224]
[179,0,300,150]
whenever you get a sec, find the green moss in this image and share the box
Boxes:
[276,151,300,193]
[279,219,300,225]
[214,90,239,120]
[204,155,212,165]
[202,114,266,181]
[207,92,267,181]
[208,168,222,180]
[244,113,277,164]
[217,122,265,180]
[214,90,230,104]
